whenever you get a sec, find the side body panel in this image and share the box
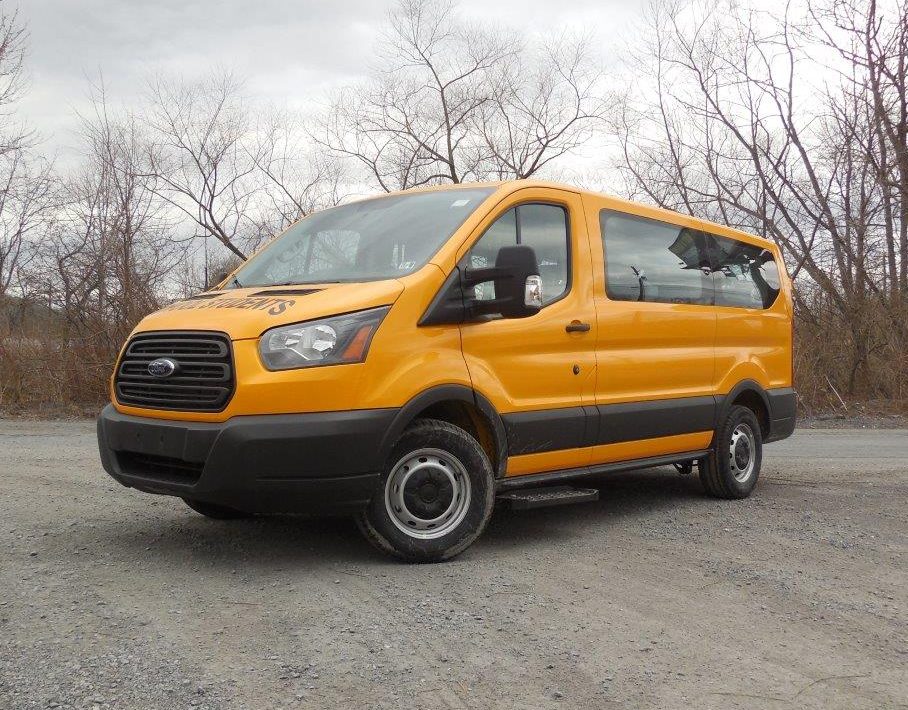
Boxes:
[713,291,794,393]
[580,193,793,399]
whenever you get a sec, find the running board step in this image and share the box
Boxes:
[497,486,599,510]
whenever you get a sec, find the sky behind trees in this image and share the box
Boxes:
[14,0,644,163]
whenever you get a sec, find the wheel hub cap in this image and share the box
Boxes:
[384,448,472,540]
[729,424,756,482]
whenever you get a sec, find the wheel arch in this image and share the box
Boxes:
[378,385,508,478]
[720,380,771,439]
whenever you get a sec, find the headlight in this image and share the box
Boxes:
[259,306,390,371]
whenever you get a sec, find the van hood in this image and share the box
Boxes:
[134,280,405,340]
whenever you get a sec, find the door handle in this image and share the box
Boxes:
[565,321,591,333]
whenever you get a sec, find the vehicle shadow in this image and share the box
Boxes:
[481,465,706,552]
[72,466,707,570]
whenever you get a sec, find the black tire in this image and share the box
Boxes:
[699,404,763,499]
[182,498,251,520]
[356,418,495,563]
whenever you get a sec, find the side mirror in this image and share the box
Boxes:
[417,245,543,327]
[464,245,542,319]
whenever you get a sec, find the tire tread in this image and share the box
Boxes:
[699,404,762,499]
[356,418,495,563]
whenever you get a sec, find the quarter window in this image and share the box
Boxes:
[468,203,569,305]
[709,234,781,309]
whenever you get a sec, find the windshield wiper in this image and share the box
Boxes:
[268,280,344,286]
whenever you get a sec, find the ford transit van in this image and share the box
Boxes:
[97,181,796,562]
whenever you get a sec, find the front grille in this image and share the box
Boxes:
[114,331,234,412]
[116,451,204,485]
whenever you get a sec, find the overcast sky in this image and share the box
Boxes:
[13,0,646,165]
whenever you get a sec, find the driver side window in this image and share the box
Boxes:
[467,203,569,305]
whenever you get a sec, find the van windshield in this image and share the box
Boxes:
[230,187,496,287]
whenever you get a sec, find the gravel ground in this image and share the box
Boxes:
[1,421,906,710]
[799,413,908,429]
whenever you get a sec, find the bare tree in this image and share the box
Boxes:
[319,0,606,190]
[813,0,908,297]
[0,2,52,301]
[477,33,607,179]
[320,0,513,189]
[0,0,28,156]
[247,109,347,250]
[616,0,908,404]
[141,71,344,261]
[5,84,186,409]
[142,71,262,261]
[31,87,181,346]
[0,150,53,296]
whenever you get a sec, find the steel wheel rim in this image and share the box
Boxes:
[729,423,756,482]
[384,448,472,540]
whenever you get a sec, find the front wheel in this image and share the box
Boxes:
[356,419,495,563]
[699,405,763,499]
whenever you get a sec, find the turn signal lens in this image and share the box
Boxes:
[341,324,377,361]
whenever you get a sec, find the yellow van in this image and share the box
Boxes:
[97,180,795,562]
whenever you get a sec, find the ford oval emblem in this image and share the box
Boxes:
[147,358,177,378]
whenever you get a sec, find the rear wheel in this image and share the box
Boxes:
[699,404,763,499]
[356,419,495,563]
[182,498,251,520]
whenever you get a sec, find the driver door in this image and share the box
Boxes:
[457,188,597,477]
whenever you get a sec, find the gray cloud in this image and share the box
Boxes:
[13,0,646,159]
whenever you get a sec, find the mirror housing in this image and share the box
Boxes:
[464,245,542,319]
[418,245,542,326]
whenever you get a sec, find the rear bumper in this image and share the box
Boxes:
[96,404,397,514]
[765,387,797,443]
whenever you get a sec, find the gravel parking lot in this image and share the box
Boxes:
[1,421,906,710]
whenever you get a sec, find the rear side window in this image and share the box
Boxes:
[600,210,781,309]
[708,234,781,309]
[468,203,569,305]
[600,212,711,305]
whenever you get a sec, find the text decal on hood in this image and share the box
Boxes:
[162,296,296,317]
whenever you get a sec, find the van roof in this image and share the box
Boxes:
[385,179,774,248]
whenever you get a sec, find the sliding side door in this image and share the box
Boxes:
[585,200,717,465]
